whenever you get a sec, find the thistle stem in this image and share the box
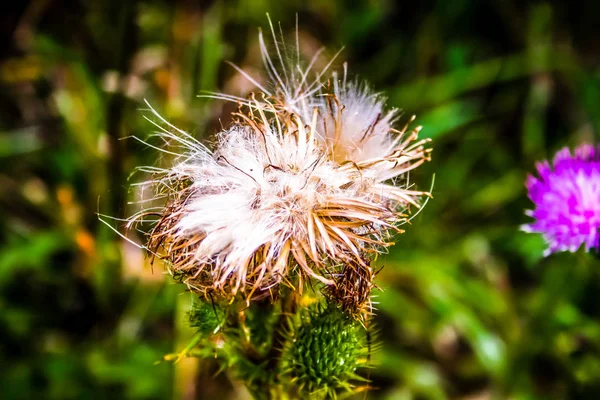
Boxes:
[242,292,297,399]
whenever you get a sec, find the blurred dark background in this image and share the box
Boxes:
[1,0,600,398]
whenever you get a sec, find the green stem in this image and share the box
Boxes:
[244,292,297,399]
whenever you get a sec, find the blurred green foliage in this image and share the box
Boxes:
[1,0,599,399]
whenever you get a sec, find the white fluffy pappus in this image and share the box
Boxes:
[142,97,426,299]
[130,23,432,310]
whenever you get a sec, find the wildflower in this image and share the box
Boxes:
[524,144,600,255]
[132,25,431,306]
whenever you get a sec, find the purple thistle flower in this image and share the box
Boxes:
[524,144,600,256]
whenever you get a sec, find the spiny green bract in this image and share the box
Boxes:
[285,305,369,397]
[188,297,224,335]
[244,301,280,354]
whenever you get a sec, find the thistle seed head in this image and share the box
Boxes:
[130,23,432,307]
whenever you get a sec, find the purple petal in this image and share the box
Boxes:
[524,144,600,255]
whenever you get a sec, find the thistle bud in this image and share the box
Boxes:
[285,305,369,397]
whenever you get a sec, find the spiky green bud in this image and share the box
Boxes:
[285,305,369,397]
[188,297,224,336]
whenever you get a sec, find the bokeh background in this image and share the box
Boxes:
[1,0,600,398]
